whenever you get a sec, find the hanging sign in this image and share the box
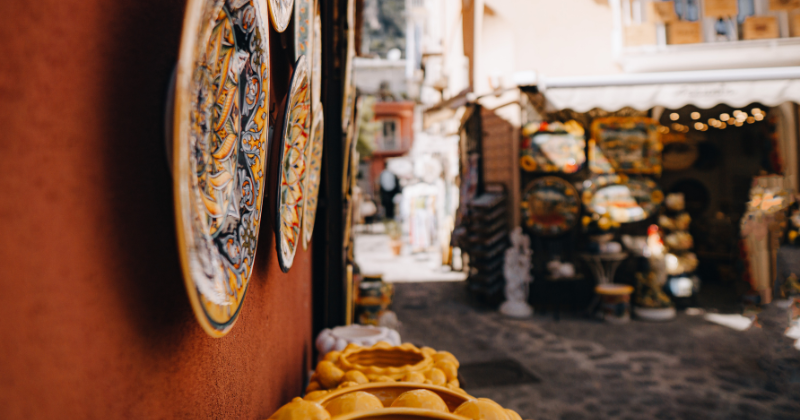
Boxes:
[704,0,738,17]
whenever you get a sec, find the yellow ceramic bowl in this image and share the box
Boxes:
[338,343,434,380]
[306,383,473,413]
[329,407,470,420]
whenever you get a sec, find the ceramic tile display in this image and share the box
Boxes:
[590,117,662,175]
[293,0,312,60]
[581,174,664,224]
[521,177,580,236]
[276,56,311,272]
[269,0,294,32]
[303,105,324,249]
[173,0,271,337]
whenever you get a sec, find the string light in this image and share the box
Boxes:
[694,122,704,130]
[747,116,755,124]
[691,112,701,120]
[754,113,764,121]
[719,122,727,129]
[670,113,680,121]
[720,113,730,121]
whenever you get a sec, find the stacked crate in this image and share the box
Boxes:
[463,189,509,303]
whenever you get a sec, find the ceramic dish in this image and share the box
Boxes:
[311,0,322,114]
[276,56,311,272]
[581,175,663,224]
[303,105,324,249]
[590,117,662,175]
[294,0,312,60]
[520,131,585,173]
[521,177,580,236]
[268,0,294,33]
[173,0,271,337]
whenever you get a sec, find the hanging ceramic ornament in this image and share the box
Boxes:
[172,0,271,337]
[269,0,294,33]
[276,56,311,272]
[303,105,324,249]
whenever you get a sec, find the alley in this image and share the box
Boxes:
[393,281,800,420]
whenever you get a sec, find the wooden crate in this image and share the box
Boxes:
[769,0,800,12]
[743,16,780,40]
[646,1,678,23]
[704,0,739,18]
[667,21,703,44]
[792,13,800,37]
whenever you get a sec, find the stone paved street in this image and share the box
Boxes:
[393,281,800,420]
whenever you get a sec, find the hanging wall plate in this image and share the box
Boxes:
[173,0,271,337]
[269,0,294,33]
[294,0,312,61]
[590,117,662,175]
[311,0,322,116]
[581,175,663,224]
[303,105,324,250]
[521,177,580,236]
[276,56,311,272]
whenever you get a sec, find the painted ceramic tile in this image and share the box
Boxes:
[276,56,311,272]
[521,176,580,236]
[590,117,662,175]
[581,174,663,224]
[173,0,271,337]
[303,105,324,250]
[269,0,294,32]
[294,0,312,61]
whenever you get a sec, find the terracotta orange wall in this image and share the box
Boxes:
[0,0,311,418]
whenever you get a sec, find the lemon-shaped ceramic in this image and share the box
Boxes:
[324,391,384,417]
[390,390,449,413]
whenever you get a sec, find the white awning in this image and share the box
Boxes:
[540,66,800,112]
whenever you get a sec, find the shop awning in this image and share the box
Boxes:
[540,66,800,112]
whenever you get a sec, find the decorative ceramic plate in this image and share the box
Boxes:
[173,0,271,337]
[520,131,586,173]
[521,177,580,236]
[311,0,322,113]
[294,0,312,61]
[590,117,662,175]
[303,105,324,249]
[276,56,311,272]
[581,175,663,224]
[268,0,294,33]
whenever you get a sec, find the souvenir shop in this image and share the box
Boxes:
[457,67,800,320]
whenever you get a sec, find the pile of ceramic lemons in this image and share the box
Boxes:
[268,342,525,420]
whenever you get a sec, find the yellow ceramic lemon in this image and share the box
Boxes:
[323,351,341,362]
[432,351,459,368]
[304,390,329,401]
[390,390,450,413]
[344,370,369,385]
[402,372,426,383]
[323,391,384,417]
[425,368,447,386]
[268,397,331,420]
[434,361,458,382]
[316,361,345,389]
[454,398,512,420]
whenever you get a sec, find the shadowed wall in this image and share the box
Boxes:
[0,0,312,418]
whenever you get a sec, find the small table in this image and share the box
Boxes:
[580,252,629,285]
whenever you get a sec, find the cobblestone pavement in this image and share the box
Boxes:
[393,281,800,420]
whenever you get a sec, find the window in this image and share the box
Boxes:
[378,118,401,151]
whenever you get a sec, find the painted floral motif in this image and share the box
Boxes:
[294,0,312,60]
[269,0,294,33]
[177,0,271,337]
[303,105,324,249]
[277,56,311,272]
